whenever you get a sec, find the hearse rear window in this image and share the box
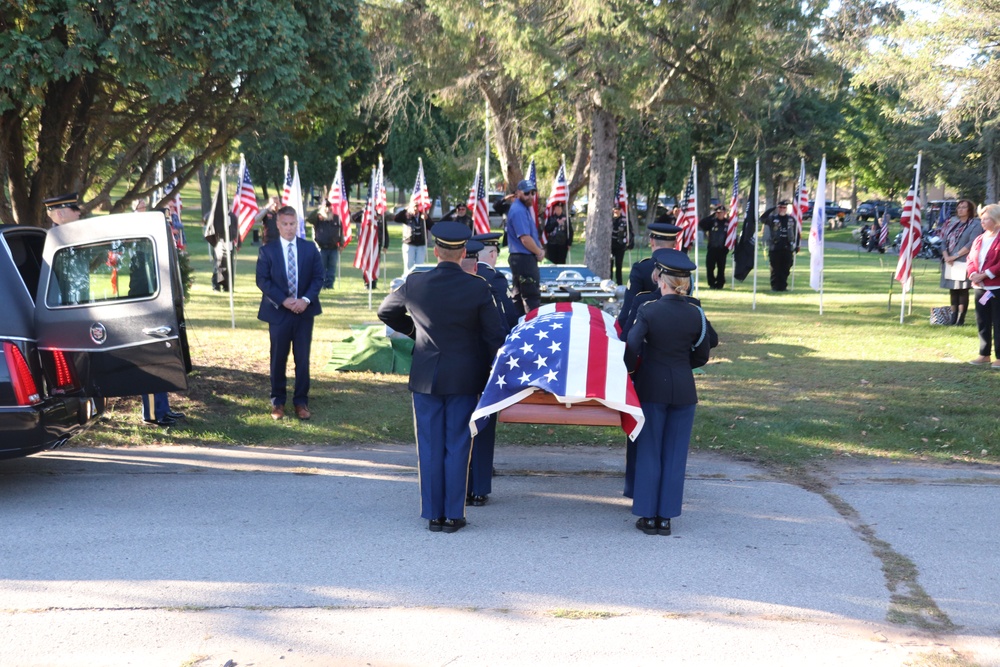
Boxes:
[46,238,158,307]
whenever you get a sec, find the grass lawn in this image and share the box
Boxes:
[78,191,997,469]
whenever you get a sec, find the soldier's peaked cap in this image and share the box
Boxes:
[648,223,681,241]
[465,239,484,258]
[652,248,696,277]
[432,221,472,249]
[43,192,80,210]
[472,232,502,247]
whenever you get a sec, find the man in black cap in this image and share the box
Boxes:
[611,205,633,284]
[472,232,519,330]
[761,200,799,291]
[698,205,731,289]
[44,192,82,226]
[442,201,474,231]
[505,179,545,316]
[378,221,507,533]
[616,222,682,335]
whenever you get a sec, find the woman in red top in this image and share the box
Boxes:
[966,204,1000,368]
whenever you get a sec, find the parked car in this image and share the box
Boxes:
[856,200,901,222]
[806,200,852,219]
[0,212,190,459]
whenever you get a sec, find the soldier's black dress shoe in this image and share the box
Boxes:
[165,410,186,420]
[635,517,657,535]
[657,517,672,536]
[466,494,488,506]
[442,518,467,533]
[428,518,444,532]
[144,415,177,427]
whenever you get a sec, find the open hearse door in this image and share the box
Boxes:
[34,211,191,398]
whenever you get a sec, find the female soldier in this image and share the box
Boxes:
[625,248,711,535]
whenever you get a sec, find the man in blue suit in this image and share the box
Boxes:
[256,207,324,420]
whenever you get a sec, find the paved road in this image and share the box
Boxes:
[1,445,997,666]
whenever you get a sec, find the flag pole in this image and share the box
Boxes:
[337,156,343,286]
[564,153,572,264]
[691,156,699,297]
[485,101,490,197]
[221,163,235,329]
[752,159,760,310]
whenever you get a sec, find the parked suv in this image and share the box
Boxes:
[0,212,190,459]
[856,200,901,222]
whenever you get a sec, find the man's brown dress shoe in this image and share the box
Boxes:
[295,405,311,420]
[271,405,284,420]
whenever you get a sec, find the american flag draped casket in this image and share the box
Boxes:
[470,302,645,441]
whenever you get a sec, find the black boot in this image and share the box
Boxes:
[956,306,967,326]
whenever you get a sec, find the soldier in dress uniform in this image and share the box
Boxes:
[44,192,82,226]
[377,222,507,533]
[698,205,730,289]
[616,223,682,335]
[465,232,517,507]
[625,248,712,536]
[761,200,799,291]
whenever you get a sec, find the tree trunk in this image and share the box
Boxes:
[198,164,217,217]
[985,128,1000,204]
[566,100,591,204]
[584,104,618,280]
[696,159,712,224]
[479,77,523,192]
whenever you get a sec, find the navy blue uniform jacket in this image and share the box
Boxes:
[477,262,519,331]
[378,262,507,395]
[256,238,324,323]
[626,294,711,406]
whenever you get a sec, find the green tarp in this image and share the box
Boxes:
[325,325,413,374]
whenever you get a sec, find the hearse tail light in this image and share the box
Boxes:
[49,349,79,392]
[3,342,41,406]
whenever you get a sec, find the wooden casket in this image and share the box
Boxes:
[497,390,622,427]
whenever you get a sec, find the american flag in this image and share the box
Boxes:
[894,171,923,286]
[354,168,380,285]
[470,163,491,235]
[615,163,631,248]
[375,156,387,217]
[878,207,890,249]
[410,158,431,214]
[328,158,352,246]
[470,302,645,440]
[675,173,697,251]
[232,155,259,243]
[281,156,293,207]
[795,159,808,244]
[725,161,740,250]
[545,159,568,218]
[526,158,540,241]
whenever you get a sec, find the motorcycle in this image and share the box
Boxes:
[892,229,942,259]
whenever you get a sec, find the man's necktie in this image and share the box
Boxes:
[286,241,297,297]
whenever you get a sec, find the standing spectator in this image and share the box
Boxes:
[761,200,799,291]
[256,207,324,420]
[966,204,1000,368]
[400,207,430,273]
[544,202,572,264]
[940,199,982,326]
[699,205,730,289]
[610,205,632,285]
[625,248,712,536]
[310,200,345,290]
[377,222,507,532]
[255,196,281,245]
[442,202,474,231]
[505,180,544,316]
